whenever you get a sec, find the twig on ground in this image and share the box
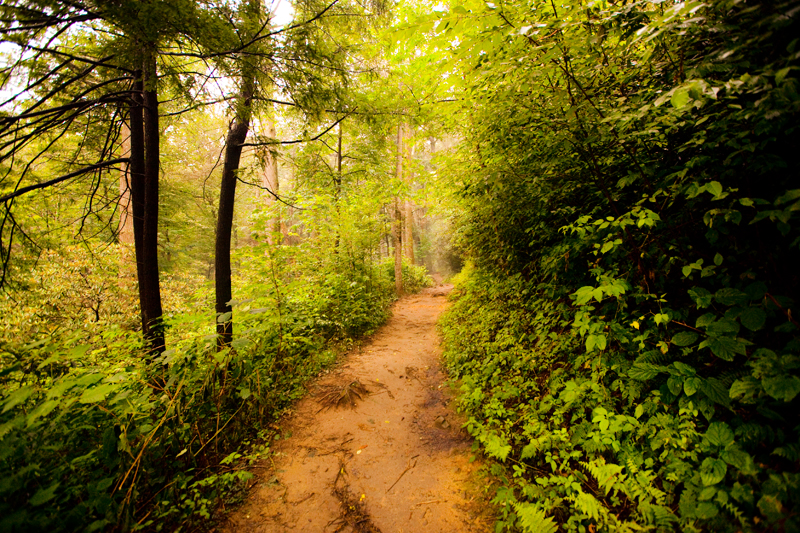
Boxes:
[386,455,419,493]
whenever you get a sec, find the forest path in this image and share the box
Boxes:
[222,285,491,533]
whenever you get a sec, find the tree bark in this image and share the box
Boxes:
[262,116,282,244]
[118,121,134,245]
[393,123,404,296]
[140,48,165,354]
[403,133,414,264]
[215,65,255,350]
[129,76,145,267]
[334,121,343,252]
[404,198,414,265]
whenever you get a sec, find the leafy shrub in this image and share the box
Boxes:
[439,0,800,531]
[0,243,396,532]
[382,256,434,294]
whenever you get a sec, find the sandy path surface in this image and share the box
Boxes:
[222,285,492,533]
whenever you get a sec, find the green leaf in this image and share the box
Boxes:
[696,313,716,328]
[775,67,792,85]
[715,288,749,306]
[696,502,719,519]
[684,377,701,396]
[705,422,734,447]
[706,318,740,335]
[29,482,60,507]
[574,492,602,520]
[700,378,731,407]
[700,457,727,486]
[706,181,723,198]
[757,494,784,521]
[514,503,558,533]
[745,281,768,301]
[671,89,690,108]
[688,288,713,308]
[629,363,664,381]
[2,385,35,413]
[721,448,758,476]
[672,331,699,347]
[698,486,717,501]
[740,307,766,331]
[714,253,723,266]
[595,334,607,351]
[574,286,594,305]
[521,442,539,460]
[592,287,604,302]
[762,375,800,402]
[775,189,800,205]
[79,383,118,404]
[729,377,761,400]
[585,334,596,352]
[26,399,59,427]
[484,432,512,461]
[668,376,684,396]
[703,337,746,361]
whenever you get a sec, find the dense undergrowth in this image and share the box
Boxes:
[0,235,431,532]
[437,0,800,531]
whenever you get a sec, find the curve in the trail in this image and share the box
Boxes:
[223,285,492,533]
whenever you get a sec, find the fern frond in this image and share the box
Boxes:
[513,502,558,533]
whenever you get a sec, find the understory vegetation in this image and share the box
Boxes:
[437,0,800,531]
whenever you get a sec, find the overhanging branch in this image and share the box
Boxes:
[0,158,128,203]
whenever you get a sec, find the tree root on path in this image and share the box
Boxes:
[328,458,382,533]
[317,379,369,411]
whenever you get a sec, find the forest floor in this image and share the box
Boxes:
[221,284,493,533]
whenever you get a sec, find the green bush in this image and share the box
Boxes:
[0,244,396,532]
[382,257,435,295]
[439,0,800,531]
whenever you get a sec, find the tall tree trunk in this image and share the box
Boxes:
[404,198,414,265]
[215,59,256,350]
[403,133,414,264]
[262,115,281,244]
[393,123,404,296]
[334,121,343,252]
[140,48,165,354]
[129,76,145,271]
[118,122,134,246]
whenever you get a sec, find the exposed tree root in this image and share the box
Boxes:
[328,459,382,533]
[317,379,369,410]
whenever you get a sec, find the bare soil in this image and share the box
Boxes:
[222,285,493,533]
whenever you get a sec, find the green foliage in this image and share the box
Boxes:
[0,237,396,532]
[382,256,435,295]
[437,0,800,531]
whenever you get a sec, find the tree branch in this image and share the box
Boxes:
[0,158,128,203]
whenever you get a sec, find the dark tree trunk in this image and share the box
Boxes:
[129,75,145,274]
[215,82,254,350]
[214,0,259,350]
[140,48,165,354]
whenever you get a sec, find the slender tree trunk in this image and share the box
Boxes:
[118,122,134,246]
[403,135,414,264]
[404,198,414,265]
[140,48,165,354]
[334,121,343,251]
[215,59,256,350]
[393,123,404,296]
[262,113,281,244]
[129,76,145,270]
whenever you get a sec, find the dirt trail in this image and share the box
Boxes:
[223,285,491,533]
